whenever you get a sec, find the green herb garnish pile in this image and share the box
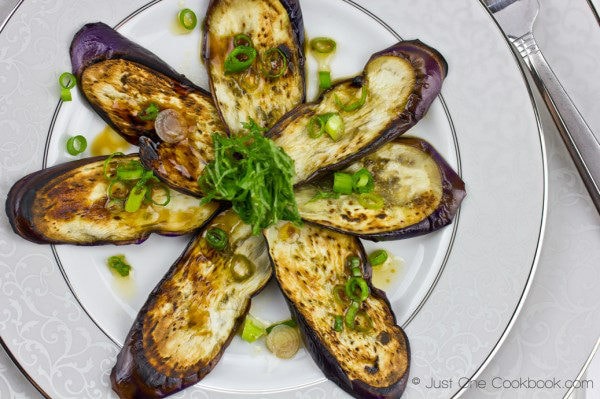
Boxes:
[198,120,301,234]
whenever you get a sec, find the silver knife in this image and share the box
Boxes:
[482,0,600,214]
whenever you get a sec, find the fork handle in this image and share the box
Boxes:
[513,32,600,214]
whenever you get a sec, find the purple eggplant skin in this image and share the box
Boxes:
[295,137,466,242]
[267,39,448,186]
[70,22,214,145]
[5,155,220,245]
[202,0,306,133]
[264,223,410,399]
[111,210,272,398]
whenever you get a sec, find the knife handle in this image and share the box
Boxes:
[513,32,600,214]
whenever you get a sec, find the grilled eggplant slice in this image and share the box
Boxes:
[295,137,465,241]
[111,210,271,398]
[203,0,305,133]
[264,222,409,399]
[268,40,448,185]
[5,155,219,245]
[71,22,227,195]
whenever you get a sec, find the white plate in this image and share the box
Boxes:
[0,0,545,398]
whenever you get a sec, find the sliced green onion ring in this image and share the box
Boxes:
[352,168,374,194]
[318,70,331,90]
[346,256,361,270]
[335,85,368,112]
[345,277,370,302]
[344,301,361,329]
[206,227,228,251]
[107,179,129,200]
[241,315,266,343]
[307,115,325,138]
[333,172,353,195]
[66,135,87,156]
[124,185,147,213]
[116,160,144,180]
[147,182,171,206]
[224,46,257,74]
[325,113,344,141]
[178,8,197,30]
[351,266,362,277]
[139,103,159,121]
[233,33,253,48]
[60,88,72,102]
[353,310,373,333]
[357,192,385,210]
[333,284,349,305]
[368,249,388,266]
[59,72,76,89]
[103,152,125,180]
[266,319,297,334]
[333,315,343,332]
[261,47,288,78]
[229,254,255,282]
[310,37,337,54]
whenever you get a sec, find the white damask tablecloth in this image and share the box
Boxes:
[1,0,599,398]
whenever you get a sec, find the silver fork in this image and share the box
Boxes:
[482,0,600,214]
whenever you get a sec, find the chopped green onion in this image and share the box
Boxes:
[139,103,159,121]
[116,160,144,180]
[66,135,87,156]
[352,168,374,194]
[103,152,125,179]
[124,185,147,213]
[107,254,131,277]
[59,72,77,89]
[335,85,368,112]
[178,8,197,30]
[308,189,341,202]
[60,87,73,102]
[229,254,255,281]
[233,33,252,48]
[351,266,362,277]
[265,324,300,359]
[318,71,331,90]
[357,192,384,210]
[224,46,257,74]
[333,315,343,332]
[368,249,388,266]
[147,183,171,206]
[353,310,373,333]
[307,115,325,138]
[206,227,228,251]
[241,315,266,342]
[333,172,353,195]
[266,319,297,334]
[344,301,361,329]
[333,284,349,305]
[325,113,344,141]
[310,37,337,54]
[346,256,361,270]
[261,47,288,78]
[345,277,370,302]
[107,179,129,200]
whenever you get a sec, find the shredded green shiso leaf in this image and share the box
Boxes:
[198,119,302,234]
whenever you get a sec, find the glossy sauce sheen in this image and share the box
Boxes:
[111,210,272,398]
[81,59,226,195]
[265,222,410,398]
[203,0,305,133]
[6,155,219,245]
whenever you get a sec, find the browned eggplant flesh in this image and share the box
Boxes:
[295,137,465,240]
[5,155,219,245]
[264,222,410,399]
[111,210,272,398]
[268,40,447,185]
[203,0,305,133]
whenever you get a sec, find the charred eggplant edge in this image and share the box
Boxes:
[111,228,272,398]
[4,155,218,245]
[306,137,466,241]
[268,39,448,186]
[201,0,307,124]
[265,225,410,399]
[70,22,212,144]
